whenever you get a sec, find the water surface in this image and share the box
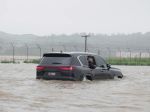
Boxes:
[0,64,150,112]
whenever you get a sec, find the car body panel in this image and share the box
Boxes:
[36,52,123,81]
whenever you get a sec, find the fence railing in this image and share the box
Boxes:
[0,43,150,65]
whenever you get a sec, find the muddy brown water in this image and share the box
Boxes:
[0,64,150,112]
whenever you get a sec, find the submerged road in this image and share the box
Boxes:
[0,64,150,112]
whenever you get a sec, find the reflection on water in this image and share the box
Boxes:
[0,64,150,112]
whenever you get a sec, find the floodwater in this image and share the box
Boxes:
[0,64,150,112]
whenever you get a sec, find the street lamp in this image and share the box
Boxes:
[81,33,92,52]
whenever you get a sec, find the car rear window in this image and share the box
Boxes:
[40,53,72,66]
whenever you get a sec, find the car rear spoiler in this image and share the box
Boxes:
[43,53,71,57]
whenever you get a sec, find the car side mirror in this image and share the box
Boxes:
[107,64,111,70]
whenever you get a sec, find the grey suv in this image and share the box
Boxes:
[36,52,123,81]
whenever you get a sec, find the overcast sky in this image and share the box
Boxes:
[0,0,150,35]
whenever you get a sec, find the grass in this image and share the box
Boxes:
[23,59,40,64]
[0,60,18,63]
[1,58,150,66]
[107,57,150,66]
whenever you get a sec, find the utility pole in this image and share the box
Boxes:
[81,33,91,52]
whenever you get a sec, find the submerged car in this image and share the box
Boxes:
[36,52,123,81]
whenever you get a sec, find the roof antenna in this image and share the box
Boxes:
[60,50,63,53]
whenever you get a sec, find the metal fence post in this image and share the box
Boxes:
[127,48,131,63]
[25,44,29,61]
[52,48,54,52]
[139,51,142,65]
[36,44,42,59]
[118,48,121,64]
[10,43,15,63]
[147,49,150,60]
[62,45,66,52]
[97,49,100,55]
[107,47,111,63]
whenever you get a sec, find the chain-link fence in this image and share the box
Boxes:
[0,43,150,65]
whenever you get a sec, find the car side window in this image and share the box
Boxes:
[78,55,88,66]
[87,56,96,65]
[87,56,97,69]
[95,56,107,68]
[71,57,81,66]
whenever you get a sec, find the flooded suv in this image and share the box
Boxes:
[36,52,123,81]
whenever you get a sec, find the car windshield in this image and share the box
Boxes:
[40,54,72,66]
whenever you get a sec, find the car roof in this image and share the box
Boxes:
[43,52,97,57]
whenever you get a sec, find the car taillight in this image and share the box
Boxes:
[36,66,45,71]
[59,66,73,71]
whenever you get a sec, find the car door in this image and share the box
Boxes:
[78,55,93,77]
[94,55,112,79]
[86,55,99,80]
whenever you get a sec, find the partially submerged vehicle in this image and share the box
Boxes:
[36,52,123,81]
